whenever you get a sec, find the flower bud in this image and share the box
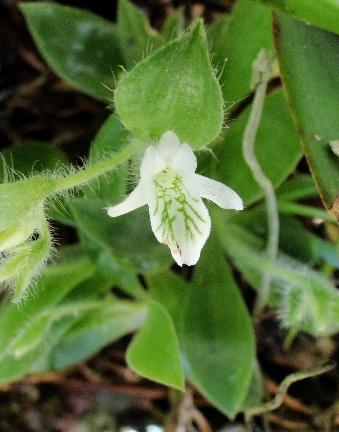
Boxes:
[0,176,55,252]
[0,228,52,303]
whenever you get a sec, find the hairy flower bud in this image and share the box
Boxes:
[0,176,55,301]
[0,176,55,252]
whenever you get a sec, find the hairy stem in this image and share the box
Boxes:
[242,49,279,313]
[53,144,136,193]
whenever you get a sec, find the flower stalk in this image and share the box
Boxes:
[53,144,136,193]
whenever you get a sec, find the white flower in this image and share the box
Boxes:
[107,131,243,266]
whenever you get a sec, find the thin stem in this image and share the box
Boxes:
[242,49,279,313]
[245,362,334,422]
[53,145,136,193]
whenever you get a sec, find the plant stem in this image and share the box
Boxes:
[242,49,279,313]
[53,145,136,193]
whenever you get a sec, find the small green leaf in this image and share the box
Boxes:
[7,301,99,360]
[241,361,264,410]
[0,257,95,384]
[0,141,66,181]
[9,315,49,359]
[115,20,223,149]
[127,301,185,390]
[51,300,147,369]
[117,0,163,67]
[20,2,123,100]
[181,236,255,418]
[207,15,230,65]
[69,199,171,273]
[211,0,273,104]
[275,15,339,218]
[161,8,185,42]
[216,91,302,205]
[276,175,318,202]
[88,114,129,200]
[0,257,95,349]
[147,271,188,328]
[253,0,339,36]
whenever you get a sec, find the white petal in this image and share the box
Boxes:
[107,181,148,217]
[171,143,197,173]
[140,145,166,179]
[157,131,181,163]
[195,174,243,210]
[148,171,211,266]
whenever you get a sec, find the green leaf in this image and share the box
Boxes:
[88,246,148,299]
[127,300,185,390]
[207,15,230,65]
[276,175,318,201]
[0,256,95,383]
[20,2,123,100]
[241,361,264,410]
[88,114,129,200]
[9,315,50,359]
[69,198,171,273]
[161,8,185,42]
[219,222,339,336]
[7,301,100,360]
[115,20,223,149]
[253,0,339,36]
[211,0,273,105]
[147,271,189,328]
[181,236,255,418]
[51,299,147,369]
[117,0,163,67]
[0,141,66,181]
[0,257,95,348]
[275,15,339,218]
[216,91,302,205]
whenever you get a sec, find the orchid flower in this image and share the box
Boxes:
[107,131,243,266]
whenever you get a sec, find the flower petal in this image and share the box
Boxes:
[195,174,243,210]
[148,171,210,266]
[157,130,181,163]
[107,181,148,217]
[140,145,165,179]
[171,143,197,173]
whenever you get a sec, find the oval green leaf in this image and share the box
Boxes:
[51,300,147,369]
[209,0,273,105]
[20,2,123,100]
[127,300,185,390]
[69,198,171,273]
[88,114,129,200]
[117,0,163,67]
[181,236,255,418]
[115,20,223,149]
